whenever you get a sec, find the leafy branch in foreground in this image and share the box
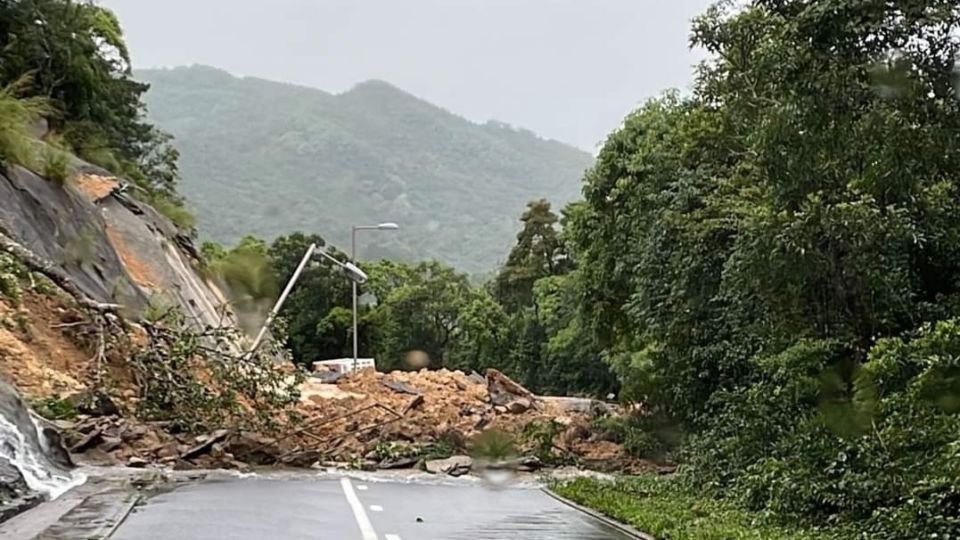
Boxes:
[131,313,303,434]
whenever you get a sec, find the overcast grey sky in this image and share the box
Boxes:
[100,0,713,151]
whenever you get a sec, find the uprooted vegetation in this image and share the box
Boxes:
[0,236,299,457]
[129,315,303,433]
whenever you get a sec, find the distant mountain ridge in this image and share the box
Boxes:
[137,65,593,272]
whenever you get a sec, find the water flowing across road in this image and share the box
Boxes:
[0,382,84,502]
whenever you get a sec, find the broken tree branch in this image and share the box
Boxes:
[234,404,382,459]
[92,319,106,384]
[50,320,90,329]
[0,231,124,316]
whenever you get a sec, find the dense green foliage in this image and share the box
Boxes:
[363,260,474,370]
[0,77,54,170]
[553,476,849,540]
[358,199,612,396]
[136,66,593,273]
[564,0,960,537]
[0,0,182,210]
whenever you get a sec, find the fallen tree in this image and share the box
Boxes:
[0,231,123,317]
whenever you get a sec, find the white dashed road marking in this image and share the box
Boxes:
[339,478,378,540]
[357,485,369,491]
[385,535,402,540]
[369,505,383,512]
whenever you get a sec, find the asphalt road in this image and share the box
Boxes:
[109,475,635,540]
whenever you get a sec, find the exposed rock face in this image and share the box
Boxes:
[0,163,231,327]
[0,165,146,311]
[0,159,239,521]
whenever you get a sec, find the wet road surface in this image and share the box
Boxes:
[110,475,634,540]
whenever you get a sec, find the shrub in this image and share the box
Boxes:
[42,148,71,185]
[592,411,683,461]
[521,419,565,464]
[624,430,664,460]
[676,322,960,536]
[32,397,77,421]
[0,252,28,304]
[0,76,51,170]
[469,428,517,462]
[591,415,628,444]
[148,195,196,231]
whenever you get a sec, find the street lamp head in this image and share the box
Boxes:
[342,262,369,284]
[377,222,400,230]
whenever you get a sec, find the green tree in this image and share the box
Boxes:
[364,261,472,371]
[447,290,510,373]
[0,0,179,196]
[495,199,570,311]
[532,273,618,396]
[573,0,960,420]
[267,233,352,364]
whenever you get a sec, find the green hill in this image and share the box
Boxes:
[137,66,593,272]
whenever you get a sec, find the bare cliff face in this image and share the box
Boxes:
[0,161,230,328]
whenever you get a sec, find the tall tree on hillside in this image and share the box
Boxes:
[572,0,960,417]
[0,0,178,195]
[364,261,473,370]
[495,199,570,311]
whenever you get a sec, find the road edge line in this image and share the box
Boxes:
[102,491,141,539]
[340,477,379,540]
[541,486,656,540]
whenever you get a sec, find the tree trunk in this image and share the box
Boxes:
[0,231,123,316]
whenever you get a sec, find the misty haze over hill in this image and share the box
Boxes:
[138,65,594,272]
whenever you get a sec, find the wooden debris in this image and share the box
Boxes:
[181,429,230,461]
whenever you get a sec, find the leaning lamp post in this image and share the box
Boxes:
[248,243,368,355]
[351,222,399,369]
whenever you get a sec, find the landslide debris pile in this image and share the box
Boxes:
[53,368,647,475]
[246,367,645,473]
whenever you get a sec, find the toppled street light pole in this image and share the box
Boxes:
[248,243,367,355]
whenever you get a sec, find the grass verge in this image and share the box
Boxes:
[551,475,856,540]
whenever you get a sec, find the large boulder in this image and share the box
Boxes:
[424,455,473,477]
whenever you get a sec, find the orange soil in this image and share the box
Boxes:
[73,174,119,202]
[291,368,643,468]
[0,294,90,399]
[106,227,158,289]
